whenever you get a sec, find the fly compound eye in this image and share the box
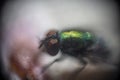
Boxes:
[46,30,58,38]
[49,39,58,44]
[39,30,60,56]
[44,38,59,56]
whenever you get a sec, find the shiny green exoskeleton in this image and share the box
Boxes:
[60,30,95,56]
[39,29,110,72]
[39,30,95,56]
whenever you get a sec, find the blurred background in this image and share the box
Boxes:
[0,0,120,80]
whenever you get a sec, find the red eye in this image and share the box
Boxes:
[48,39,58,46]
[39,30,60,56]
[45,38,59,56]
[47,30,57,37]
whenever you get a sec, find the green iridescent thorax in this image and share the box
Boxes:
[60,30,95,55]
[60,30,94,40]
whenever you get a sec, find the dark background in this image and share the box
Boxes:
[0,0,119,80]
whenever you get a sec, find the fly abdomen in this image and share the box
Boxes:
[60,30,95,56]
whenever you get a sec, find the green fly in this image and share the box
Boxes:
[38,29,109,74]
[39,30,96,56]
